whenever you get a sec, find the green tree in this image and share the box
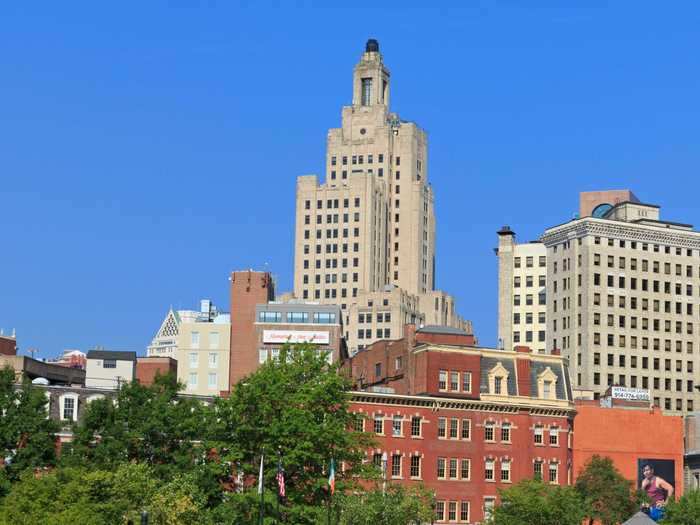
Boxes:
[0,366,59,480]
[486,478,585,525]
[663,489,700,524]
[63,373,209,480]
[207,344,376,524]
[575,455,638,525]
[337,484,435,525]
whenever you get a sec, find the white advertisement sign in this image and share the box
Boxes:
[610,386,651,401]
[263,330,330,345]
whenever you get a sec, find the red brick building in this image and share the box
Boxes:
[136,356,178,386]
[229,270,345,387]
[0,334,17,356]
[347,326,575,524]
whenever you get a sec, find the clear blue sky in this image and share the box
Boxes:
[2,3,699,358]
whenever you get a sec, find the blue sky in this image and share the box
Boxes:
[1,3,699,357]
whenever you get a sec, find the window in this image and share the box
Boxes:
[258,349,268,363]
[448,501,457,521]
[209,331,220,349]
[438,417,446,438]
[259,311,282,323]
[208,353,218,368]
[549,462,558,484]
[449,418,458,439]
[353,415,364,432]
[61,395,77,421]
[361,78,372,105]
[411,416,421,437]
[549,427,559,446]
[188,373,197,388]
[287,312,308,323]
[484,498,496,520]
[392,416,402,436]
[534,425,544,444]
[190,331,200,348]
[484,422,495,441]
[462,372,472,392]
[485,459,495,481]
[438,370,447,390]
[437,457,446,478]
[435,501,445,521]
[374,415,383,435]
[208,373,217,389]
[501,422,511,442]
[189,352,198,368]
[450,371,459,391]
[103,359,116,369]
[449,458,458,479]
[461,419,471,440]
[460,458,471,480]
[391,454,401,478]
[501,460,511,482]
[534,460,543,479]
[410,455,421,478]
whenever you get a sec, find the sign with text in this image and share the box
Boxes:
[262,330,330,345]
[610,387,651,401]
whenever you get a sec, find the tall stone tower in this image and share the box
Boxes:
[294,39,436,303]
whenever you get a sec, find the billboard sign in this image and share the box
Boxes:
[611,387,651,401]
[262,330,330,345]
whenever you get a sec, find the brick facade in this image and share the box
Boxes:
[136,356,177,386]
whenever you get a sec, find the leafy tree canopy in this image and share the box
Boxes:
[487,478,585,525]
[575,455,638,525]
[663,489,700,524]
[0,366,59,480]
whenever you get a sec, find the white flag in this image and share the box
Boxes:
[258,454,264,495]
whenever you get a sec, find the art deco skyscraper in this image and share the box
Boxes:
[294,39,436,304]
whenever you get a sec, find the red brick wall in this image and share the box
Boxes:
[351,398,572,524]
[425,351,481,398]
[229,271,274,387]
[572,402,684,496]
[0,336,17,356]
[136,357,177,386]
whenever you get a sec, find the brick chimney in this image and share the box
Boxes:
[514,346,532,397]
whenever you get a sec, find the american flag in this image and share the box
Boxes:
[276,457,286,498]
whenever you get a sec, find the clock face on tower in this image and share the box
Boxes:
[592,203,613,218]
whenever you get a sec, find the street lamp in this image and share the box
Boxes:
[381,452,388,495]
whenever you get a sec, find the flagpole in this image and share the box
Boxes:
[258,452,265,525]
[276,448,281,524]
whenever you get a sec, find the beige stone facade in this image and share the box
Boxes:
[542,198,700,414]
[177,318,230,396]
[496,227,548,353]
[292,40,468,354]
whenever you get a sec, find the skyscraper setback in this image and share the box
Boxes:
[293,39,470,354]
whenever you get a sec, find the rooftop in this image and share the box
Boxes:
[87,350,137,362]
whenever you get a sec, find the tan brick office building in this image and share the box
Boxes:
[293,39,470,354]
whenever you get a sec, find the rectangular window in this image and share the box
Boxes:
[462,372,472,392]
[435,501,445,522]
[549,463,558,484]
[461,419,471,440]
[461,459,470,480]
[460,502,470,522]
[438,370,447,390]
[191,331,200,348]
[63,397,75,420]
[391,454,401,477]
[449,458,458,479]
[188,373,197,387]
[209,331,220,349]
[189,352,198,368]
[437,457,446,478]
[501,460,511,482]
[208,372,217,389]
[103,359,116,369]
[501,423,511,442]
[258,311,282,323]
[534,425,543,444]
[484,422,495,442]
[549,428,559,446]
[448,501,457,521]
[361,78,372,105]
[208,352,217,368]
[485,459,495,481]
[534,460,543,479]
[392,416,402,436]
[411,416,421,437]
[410,455,421,478]
[374,416,383,435]
[449,418,458,439]
[450,371,459,391]
[438,417,446,438]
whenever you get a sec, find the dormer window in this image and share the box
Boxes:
[537,367,559,400]
[487,362,510,396]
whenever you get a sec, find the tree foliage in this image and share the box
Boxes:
[487,478,585,525]
[207,344,376,523]
[337,483,435,525]
[575,455,638,525]
[62,373,209,480]
[663,489,700,524]
[0,366,59,480]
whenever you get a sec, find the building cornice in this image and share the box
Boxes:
[350,391,575,418]
[541,218,700,248]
